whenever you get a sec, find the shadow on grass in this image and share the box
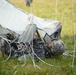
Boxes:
[61,34,76,66]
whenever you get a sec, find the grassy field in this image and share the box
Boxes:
[0,0,76,75]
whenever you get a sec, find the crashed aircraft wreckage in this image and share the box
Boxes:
[0,0,65,61]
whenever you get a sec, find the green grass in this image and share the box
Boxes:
[0,57,76,75]
[0,0,76,75]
